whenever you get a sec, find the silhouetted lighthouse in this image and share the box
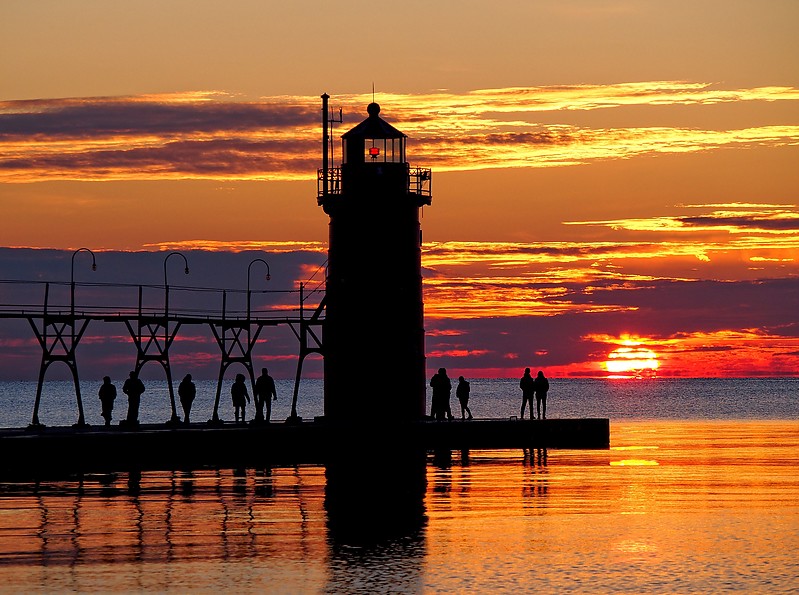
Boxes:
[317,94,432,422]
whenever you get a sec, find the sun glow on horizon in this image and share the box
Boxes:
[605,338,660,378]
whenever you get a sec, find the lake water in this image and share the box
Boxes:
[1,377,797,428]
[1,379,797,593]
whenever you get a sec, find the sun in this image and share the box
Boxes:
[605,340,660,378]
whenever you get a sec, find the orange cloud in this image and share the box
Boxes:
[421,204,799,319]
[141,240,327,253]
[2,83,797,182]
[568,203,799,235]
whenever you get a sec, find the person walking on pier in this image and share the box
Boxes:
[430,368,454,421]
[534,370,549,420]
[520,368,535,420]
[122,370,145,426]
[456,376,473,420]
[98,376,117,426]
[178,374,196,424]
[231,373,250,423]
[254,367,277,423]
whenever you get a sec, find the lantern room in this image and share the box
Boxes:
[342,102,406,165]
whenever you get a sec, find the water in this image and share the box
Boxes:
[1,377,797,428]
[1,379,797,593]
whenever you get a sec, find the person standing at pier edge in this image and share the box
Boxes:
[98,376,116,426]
[534,370,549,420]
[178,374,196,425]
[430,368,454,421]
[231,373,250,423]
[520,368,535,419]
[254,368,277,423]
[122,370,145,425]
[456,376,473,420]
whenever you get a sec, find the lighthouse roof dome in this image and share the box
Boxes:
[342,103,406,140]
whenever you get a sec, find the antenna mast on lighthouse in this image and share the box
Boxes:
[320,93,342,197]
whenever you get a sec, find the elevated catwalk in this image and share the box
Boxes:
[0,418,609,480]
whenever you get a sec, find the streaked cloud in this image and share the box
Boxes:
[141,240,327,254]
[421,204,799,319]
[2,83,797,182]
[568,203,799,235]
[1,246,796,379]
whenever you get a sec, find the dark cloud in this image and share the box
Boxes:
[424,277,799,374]
[1,249,797,380]
[481,131,570,146]
[669,345,736,353]
[418,129,572,148]
[0,138,318,176]
[0,97,324,179]
[0,98,316,139]
[678,215,799,231]
[562,278,799,333]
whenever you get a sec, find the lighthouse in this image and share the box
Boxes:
[317,94,432,423]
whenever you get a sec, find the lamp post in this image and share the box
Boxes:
[163,251,190,319]
[163,251,189,424]
[247,258,271,321]
[69,248,96,427]
[70,248,97,318]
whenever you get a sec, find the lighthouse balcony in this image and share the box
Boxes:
[317,166,432,205]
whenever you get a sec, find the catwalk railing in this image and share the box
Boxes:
[0,279,325,428]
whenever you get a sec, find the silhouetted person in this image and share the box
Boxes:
[254,367,277,422]
[231,373,250,423]
[178,373,196,424]
[534,370,549,420]
[98,376,116,426]
[519,367,535,419]
[122,370,145,425]
[430,368,453,421]
[456,376,473,420]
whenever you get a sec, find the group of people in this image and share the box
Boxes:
[229,369,278,424]
[99,365,550,425]
[429,368,473,421]
[519,367,549,420]
[99,371,145,427]
[430,367,550,421]
[97,367,277,426]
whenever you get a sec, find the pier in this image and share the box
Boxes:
[0,98,611,483]
[0,418,610,480]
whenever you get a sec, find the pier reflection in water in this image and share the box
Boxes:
[0,468,330,591]
[0,422,797,593]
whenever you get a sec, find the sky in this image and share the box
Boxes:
[1,0,798,381]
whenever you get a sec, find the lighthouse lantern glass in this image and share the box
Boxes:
[361,137,404,164]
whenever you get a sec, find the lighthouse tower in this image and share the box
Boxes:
[317,95,432,423]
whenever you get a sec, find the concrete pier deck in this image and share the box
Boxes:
[0,418,609,480]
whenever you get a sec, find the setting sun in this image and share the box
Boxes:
[605,340,660,377]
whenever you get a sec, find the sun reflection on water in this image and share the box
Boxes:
[610,459,660,466]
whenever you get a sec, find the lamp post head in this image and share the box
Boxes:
[184,267,189,275]
[91,263,97,272]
